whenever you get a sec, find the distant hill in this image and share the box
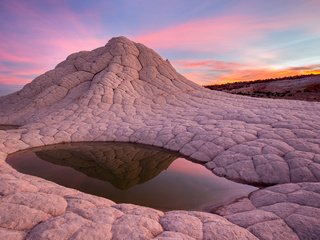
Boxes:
[205,74,320,102]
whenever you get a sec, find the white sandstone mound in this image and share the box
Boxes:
[0,36,201,125]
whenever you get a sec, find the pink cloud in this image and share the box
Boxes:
[133,7,320,54]
[0,74,30,85]
[0,35,105,85]
[174,59,248,71]
[0,50,32,64]
[133,14,301,53]
[0,1,107,86]
[172,59,251,85]
[182,72,216,85]
[0,59,46,85]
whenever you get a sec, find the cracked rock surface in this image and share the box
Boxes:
[215,182,320,240]
[0,36,319,239]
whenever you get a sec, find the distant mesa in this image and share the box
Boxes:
[206,74,320,102]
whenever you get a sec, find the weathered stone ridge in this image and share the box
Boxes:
[0,36,319,239]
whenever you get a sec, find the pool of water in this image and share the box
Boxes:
[6,142,256,211]
[0,125,20,130]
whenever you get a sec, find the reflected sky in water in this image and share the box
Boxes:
[6,142,256,211]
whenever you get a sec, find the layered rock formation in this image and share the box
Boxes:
[0,36,319,239]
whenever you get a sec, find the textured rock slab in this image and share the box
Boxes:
[0,36,319,239]
[215,183,320,240]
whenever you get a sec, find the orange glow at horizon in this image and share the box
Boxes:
[184,68,320,86]
[215,70,320,85]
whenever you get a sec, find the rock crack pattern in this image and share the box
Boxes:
[0,36,319,239]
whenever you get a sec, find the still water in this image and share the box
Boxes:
[6,142,256,211]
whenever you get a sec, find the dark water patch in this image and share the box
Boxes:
[0,125,20,130]
[6,142,256,211]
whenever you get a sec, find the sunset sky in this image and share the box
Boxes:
[0,0,320,94]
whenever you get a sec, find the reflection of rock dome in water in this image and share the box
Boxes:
[7,142,257,211]
[35,143,178,189]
